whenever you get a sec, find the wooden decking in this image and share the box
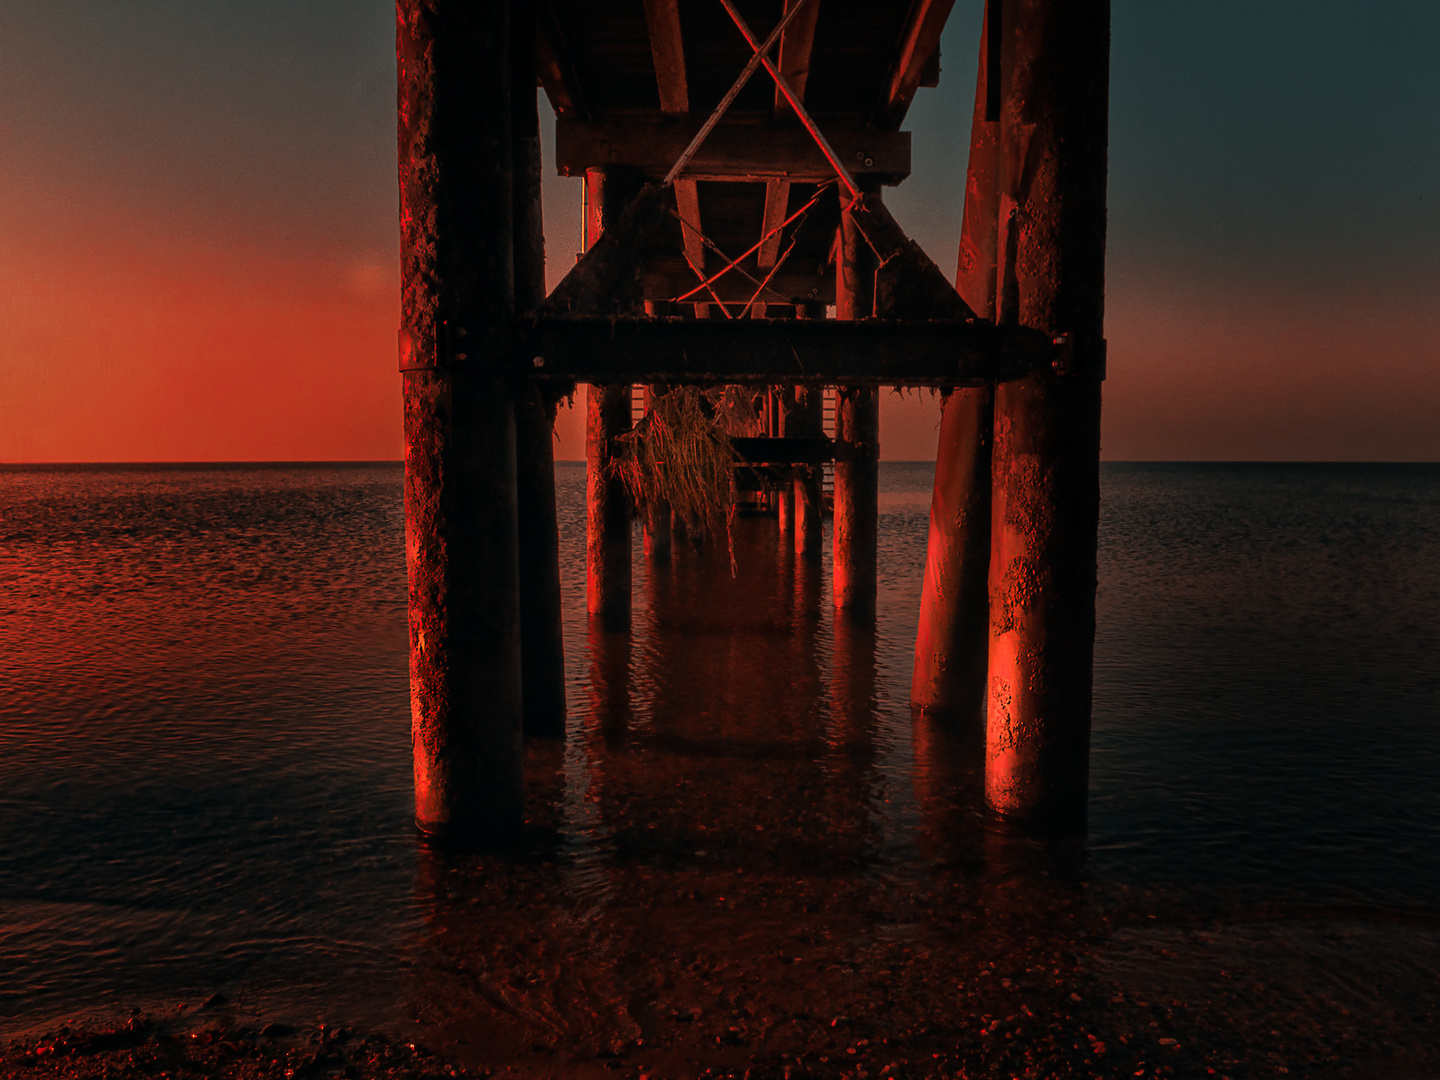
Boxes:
[536,0,956,315]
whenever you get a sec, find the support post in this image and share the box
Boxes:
[512,0,566,739]
[584,167,644,628]
[985,0,1108,831]
[792,303,825,559]
[911,1,1000,722]
[398,0,522,840]
[833,204,880,618]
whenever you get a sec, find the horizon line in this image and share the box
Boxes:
[5,459,1440,469]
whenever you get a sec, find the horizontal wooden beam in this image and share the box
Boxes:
[731,436,840,463]
[523,316,1059,386]
[555,121,910,183]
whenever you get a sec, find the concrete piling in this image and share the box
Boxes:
[398,0,523,841]
[911,3,1001,723]
[984,0,1109,831]
[832,205,880,618]
[584,167,645,629]
[512,0,566,739]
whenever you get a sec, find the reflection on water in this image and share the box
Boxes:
[2,463,1439,1076]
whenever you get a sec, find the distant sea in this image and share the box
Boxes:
[2,462,1437,1064]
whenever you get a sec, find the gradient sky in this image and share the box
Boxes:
[2,1,1436,462]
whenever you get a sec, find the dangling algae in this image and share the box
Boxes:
[607,386,760,570]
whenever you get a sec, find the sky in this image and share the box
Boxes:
[1,1,1436,462]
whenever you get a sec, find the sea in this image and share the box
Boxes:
[2,462,1437,1074]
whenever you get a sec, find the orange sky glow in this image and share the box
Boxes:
[2,2,1436,464]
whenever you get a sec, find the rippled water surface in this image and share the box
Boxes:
[2,462,1437,1074]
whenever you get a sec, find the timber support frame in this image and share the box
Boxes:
[395,0,1109,842]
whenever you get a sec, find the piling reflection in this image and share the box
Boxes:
[409,516,1112,1079]
[826,612,882,866]
[585,617,632,747]
[909,709,985,871]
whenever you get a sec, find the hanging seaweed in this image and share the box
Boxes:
[607,386,759,569]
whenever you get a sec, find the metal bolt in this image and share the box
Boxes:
[532,356,545,368]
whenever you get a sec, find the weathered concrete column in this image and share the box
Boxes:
[985,0,1109,831]
[911,3,1001,722]
[398,0,522,840]
[584,167,644,628]
[511,1,566,739]
[833,205,880,617]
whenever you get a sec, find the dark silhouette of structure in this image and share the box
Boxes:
[396,0,1108,842]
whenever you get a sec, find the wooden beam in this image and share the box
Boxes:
[644,0,689,114]
[732,436,841,464]
[774,0,821,122]
[759,1,822,267]
[536,0,587,119]
[640,1,708,283]
[555,122,910,183]
[544,183,673,317]
[758,179,789,268]
[876,0,957,130]
[525,316,1061,386]
[674,180,707,276]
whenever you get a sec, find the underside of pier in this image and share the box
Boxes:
[396,0,1109,842]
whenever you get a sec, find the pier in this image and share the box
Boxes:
[396,0,1108,842]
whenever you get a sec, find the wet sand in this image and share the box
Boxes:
[7,889,1437,1080]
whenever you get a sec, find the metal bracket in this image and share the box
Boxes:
[398,321,517,373]
[1049,332,1107,380]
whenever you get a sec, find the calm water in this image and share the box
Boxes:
[2,462,1438,1071]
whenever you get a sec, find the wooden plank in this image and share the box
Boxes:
[758,178,789,268]
[760,1,821,266]
[731,436,840,464]
[555,121,910,183]
[875,0,957,129]
[674,179,708,274]
[543,183,673,317]
[774,0,822,122]
[643,0,689,114]
[525,316,1058,386]
[536,0,587,119]
[640,1,709,281]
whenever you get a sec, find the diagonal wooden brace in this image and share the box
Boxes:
[541,183,674,317]
[661,0,813,187]
[716,0,861,203]
[846,194,978,321]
